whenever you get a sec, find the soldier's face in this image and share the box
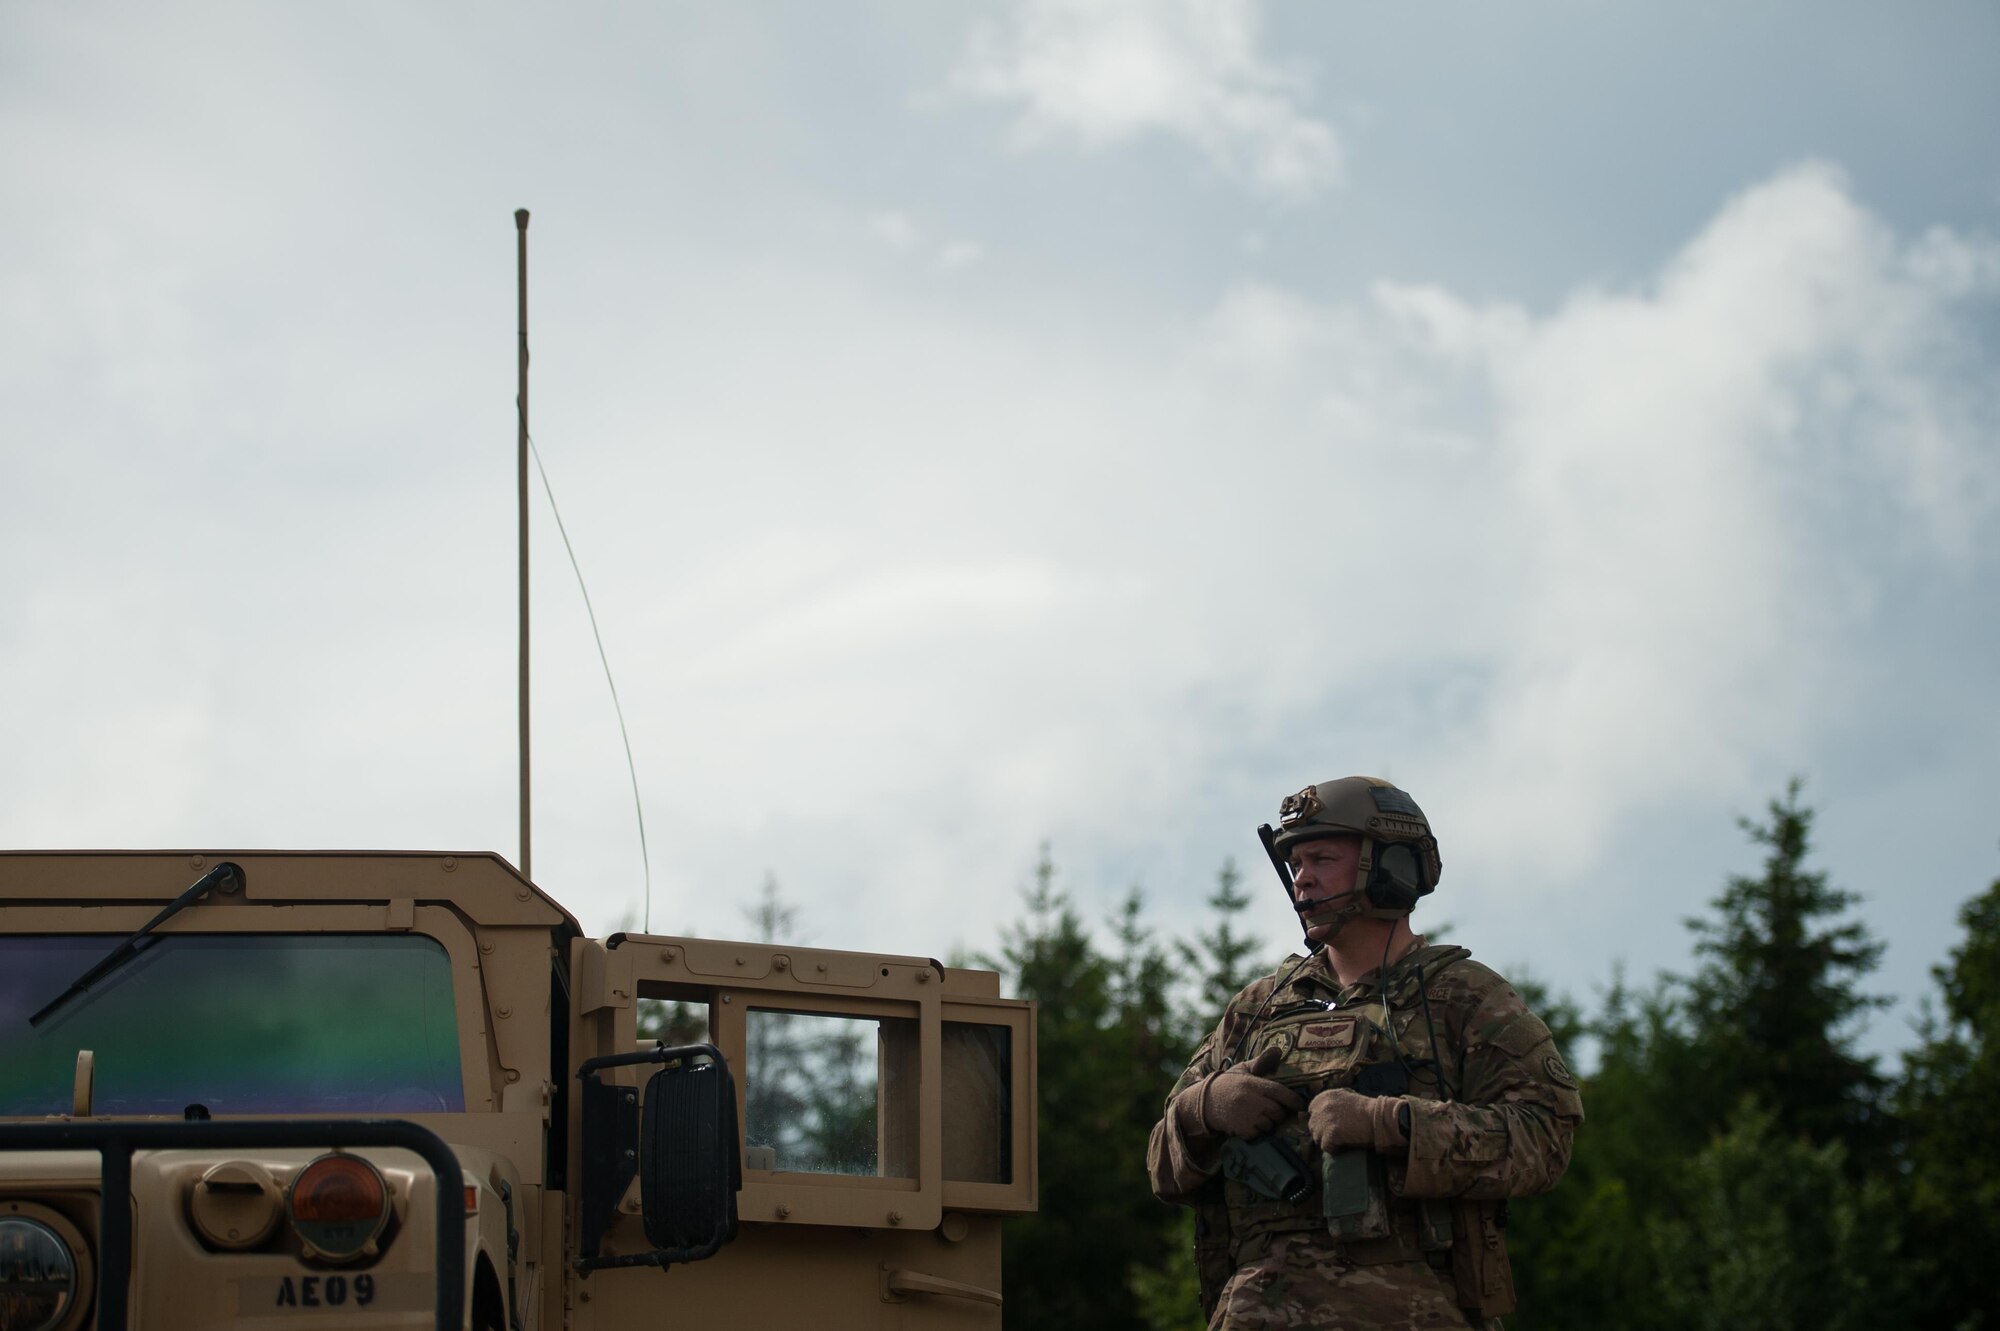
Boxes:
[1288,836,1363,940]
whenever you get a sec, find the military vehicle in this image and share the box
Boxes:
[0,849,1036,1330]
[0,209,1032,1328]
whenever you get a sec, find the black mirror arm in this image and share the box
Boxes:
[575,1043,724,1081]
[572,1232,731,1274]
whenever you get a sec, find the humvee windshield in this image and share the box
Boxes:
[0,935,464,1116]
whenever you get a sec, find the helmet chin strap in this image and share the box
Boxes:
[1296,890,1369,946]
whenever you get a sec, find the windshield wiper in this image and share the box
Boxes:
[28,861,245,1029]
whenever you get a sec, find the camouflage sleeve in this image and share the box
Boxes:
[1147,972,1281,1204]
[1146,1032,1225,1203]
[1397,978,1584,1200]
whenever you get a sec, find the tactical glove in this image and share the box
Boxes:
[1173,1047,1306,1142]
[1308,1087,1410,1155]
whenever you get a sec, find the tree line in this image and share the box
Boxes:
[979,781,2000,1330]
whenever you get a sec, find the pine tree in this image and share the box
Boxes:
[1682,779,1888,1161]
[1136,859,1277,1331]
[743,872,797,943]
[1178,858,1266,1019]
[1504,969,1693,1331]
[987,845,1135,1329]
[1129,1209,1206,1331]
[1896,876,2000,1329]
[1108,884,1204,1329]
[983,847,1211,1329]
[1646,1102,1906,1331]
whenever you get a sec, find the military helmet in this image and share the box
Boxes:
[1270,776,1442,911]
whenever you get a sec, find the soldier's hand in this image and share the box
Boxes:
[1309,1087,1410,1156]
[1174,1047,1307,1141]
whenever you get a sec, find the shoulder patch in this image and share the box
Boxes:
[1482,1009,1553,1059]
[1543,1052,1578,1090]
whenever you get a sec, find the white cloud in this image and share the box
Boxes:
[2,0,1993,1019]
[866,210,984,271]
[867,210,921,250]
[4,3,1994,1062]
[567,161,1995,936]
[937,240,985,271]
[955,0,1342,199]
[1185,163,2000,880]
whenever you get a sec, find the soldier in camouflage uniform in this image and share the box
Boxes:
[1147,777,1583,1329]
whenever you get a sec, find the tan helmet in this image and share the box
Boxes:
[1262,776,1442,921]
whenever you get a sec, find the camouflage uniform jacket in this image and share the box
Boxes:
[1146,939,1583,1328]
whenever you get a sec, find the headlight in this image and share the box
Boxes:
[288,1154,390,1262]
[0,1216,78,1331]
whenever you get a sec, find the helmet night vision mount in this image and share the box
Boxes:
[1256,776,1443,948]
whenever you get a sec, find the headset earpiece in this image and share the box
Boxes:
[1365,841,1428,912]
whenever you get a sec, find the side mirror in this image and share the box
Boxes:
[574,1042,741,1273]
[640,1047,741,1263]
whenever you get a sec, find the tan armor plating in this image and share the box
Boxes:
[0,851,1039,1331]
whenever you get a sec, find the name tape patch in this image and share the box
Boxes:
[1296,1019,1359,1051]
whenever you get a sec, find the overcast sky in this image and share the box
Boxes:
[4,1,1996,1060]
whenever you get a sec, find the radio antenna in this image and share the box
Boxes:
[515,208,532,880]
[509,209,654,922]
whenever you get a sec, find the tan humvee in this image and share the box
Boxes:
[0,850,1036,1330]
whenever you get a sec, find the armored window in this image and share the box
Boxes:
[0,934,465,1116]
[741,1009,920,1179]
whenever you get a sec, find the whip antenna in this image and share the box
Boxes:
[527,438,654,931]
[510,209,655,926]
[516,208,532,880]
